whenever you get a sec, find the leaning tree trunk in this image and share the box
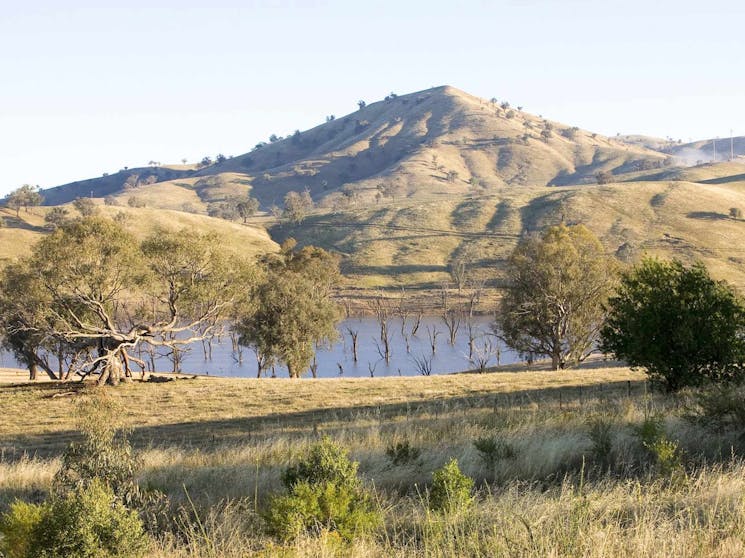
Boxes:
[97,350,130,386]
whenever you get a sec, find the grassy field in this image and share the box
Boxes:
[3,363,745,556]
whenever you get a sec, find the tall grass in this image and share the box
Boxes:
[2,370,745,556]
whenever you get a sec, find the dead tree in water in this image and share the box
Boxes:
[427,325,441,355]
[370,294,393,364]
[345,326,359,362]
[411,353,434,376]
[442,307,463,346]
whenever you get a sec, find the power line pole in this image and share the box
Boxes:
[731,129,735,160]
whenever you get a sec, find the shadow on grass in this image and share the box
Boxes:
[0,378,647,461]
[686,211,729,220]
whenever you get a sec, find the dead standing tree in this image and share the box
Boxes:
[370,293,393,364]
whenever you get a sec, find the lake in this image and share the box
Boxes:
[0,316,525,378]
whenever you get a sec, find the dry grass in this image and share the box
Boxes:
[3,362,745,556]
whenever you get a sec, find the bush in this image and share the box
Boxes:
[429,458,474,514]
[281,437,359,490]
[31,480,148,558]
[473,436,515,467]
[266,437,380,541]
[686,385,745,432]
[264,481,379,541]
[634,416,683,477]
[0,500,46,558]
[54,394,139,499]
[586,416,614,466]
[385,439,421,466]
[601,258,745,391]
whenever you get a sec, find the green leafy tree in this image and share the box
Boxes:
[283,189,314,224]
[4,185,43,217]
[496,224,617,370]
[0,217,252,385]
[235,240,340,378]
[600,258,745,391]
[236,196,260,223]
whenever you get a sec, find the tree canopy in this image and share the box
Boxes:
[0,216,253,384]
[234,239,341,378]
[495,224,617,370]
[600,258,745,391]
[4,184,43,217]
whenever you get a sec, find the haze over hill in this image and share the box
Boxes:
[8,85,745,292]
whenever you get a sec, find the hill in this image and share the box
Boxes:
[0,203,277,266]
[8,85,745,293]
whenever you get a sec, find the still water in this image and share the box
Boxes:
[0,316,524,379]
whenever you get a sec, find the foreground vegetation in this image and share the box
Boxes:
[4,365,745,556]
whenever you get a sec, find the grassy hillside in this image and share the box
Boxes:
[3,366,745,556]
[0,203,278,265]
[274,172,745,290]
[11,86,745,295]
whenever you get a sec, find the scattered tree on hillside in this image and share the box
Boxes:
[495,224,617,370]
[283,189,314,223]
[357,100,366,110]
[729,207,743,220]
[4,185,43,217]
[376,182,405,201]
[600,258,745,391]
[216,153,227,163]
[199,156,213,168]
[562,127,580,140]
[73,197,97,217]
[127,196,146,208]
[234,240,340,378]
[595,171,613,185]
[326,115,335,122]
[446,170,459,182]
[236,196,260,223]
[0,217,253,385]
[44,206,70,230]
[123,174,140,190]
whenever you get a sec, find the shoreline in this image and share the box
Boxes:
[0,355,623,385]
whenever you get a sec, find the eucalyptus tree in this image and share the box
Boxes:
[235,239,341,378]
[0,216,253,384]
[496,224,617,370]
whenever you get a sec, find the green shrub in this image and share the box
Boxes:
[54,393,169,533]
[429,458,474,514]
[385,439,421,466]
[282,437,359,490]
[473,436,516,467]
[266,437,380,541]
[54,394,140,498]
[686,385,745,432]
[31,480,148,558]
[586,416,614,466]
[265,481,379,541]
[634,416,684,477]
[0,500,46,558]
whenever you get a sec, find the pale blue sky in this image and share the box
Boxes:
[1,0,743,195]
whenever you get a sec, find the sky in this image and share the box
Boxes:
[1,0,743,195]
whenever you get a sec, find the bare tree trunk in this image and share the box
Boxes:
[346,328,359,362]
[28,362,38,381]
